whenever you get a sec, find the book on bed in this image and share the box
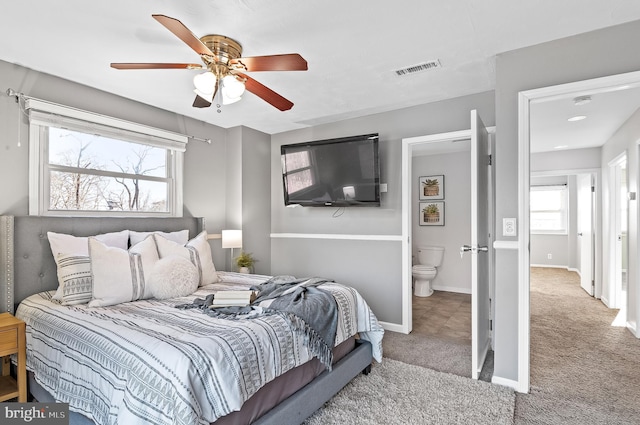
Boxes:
[211,290,256,307]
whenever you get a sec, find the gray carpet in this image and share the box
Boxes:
[382,325,495,382]
[382,331,472,377]
[304,358,515,425]
[515,267,640,424]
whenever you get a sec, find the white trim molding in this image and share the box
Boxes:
[517,69,640,395]
[491,375,520,390]
[378,321,405,333]
[270,233,403,241]
[493,240,519,250]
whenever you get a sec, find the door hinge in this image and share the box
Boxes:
[489,319,493,331]
[488,154,492,166]
[591,186,595,193]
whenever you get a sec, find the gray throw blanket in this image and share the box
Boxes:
[177,276,338,369]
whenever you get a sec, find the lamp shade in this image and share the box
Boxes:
[221,75,245,105]
[221,229,242,249]
[193,71,217,94]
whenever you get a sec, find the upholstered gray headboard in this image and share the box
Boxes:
[0,215,205,313]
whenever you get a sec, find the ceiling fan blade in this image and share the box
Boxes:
[193,95,212,108]
[111,63,203,70]
[237,73,294,111]
[231,54,308,72]
[152,14,215,57]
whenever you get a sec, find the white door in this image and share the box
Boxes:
[577,173,593,296]
[470,110,491,380]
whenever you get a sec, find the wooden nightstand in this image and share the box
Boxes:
[0,313,26,402]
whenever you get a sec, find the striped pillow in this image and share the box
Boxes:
[55,254,93,305]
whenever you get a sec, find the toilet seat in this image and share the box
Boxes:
[412,265,436,272]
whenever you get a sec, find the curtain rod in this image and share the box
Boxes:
[5,88,212,144]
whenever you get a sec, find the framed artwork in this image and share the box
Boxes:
[419,175,444,200]
[419,201,445,226]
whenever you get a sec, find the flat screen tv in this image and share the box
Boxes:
[281,133,380,207]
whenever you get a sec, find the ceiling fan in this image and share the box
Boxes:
[111,15,308,111]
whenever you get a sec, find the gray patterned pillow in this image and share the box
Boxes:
[56,254,93,305]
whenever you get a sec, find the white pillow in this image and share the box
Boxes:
[88,236,159,307]
[49,230,129,300]
[129,229,189,247]
[55,254,93,305]
[149,256,199,300]
[154,231,218,286]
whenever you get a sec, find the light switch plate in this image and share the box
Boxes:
[503,218,517,236]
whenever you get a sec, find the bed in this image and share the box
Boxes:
[0,215,383,425]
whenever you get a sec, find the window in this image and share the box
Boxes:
[530,185,568,234]
[27,98,187,216]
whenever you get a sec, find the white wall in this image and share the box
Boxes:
[601,108,640,332]
[412,151,471,293]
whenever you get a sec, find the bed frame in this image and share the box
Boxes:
[0,215,372,425]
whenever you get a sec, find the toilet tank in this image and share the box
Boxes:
[417,246,445,267]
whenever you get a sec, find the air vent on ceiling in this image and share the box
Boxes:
[395,60,441,76]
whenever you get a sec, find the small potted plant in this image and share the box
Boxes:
[423,204,440,223]
[423,179,440,196]
[235,251,255,274]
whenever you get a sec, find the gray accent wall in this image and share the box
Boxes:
[494,19,640,384]
[270,92,495,324]
[240,127,272,275]
[412,151,472,293]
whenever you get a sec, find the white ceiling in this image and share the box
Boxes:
[530,85,640,154]
[2,1,640,136]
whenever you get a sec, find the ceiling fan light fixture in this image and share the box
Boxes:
[222,95,242,105]
[193,71,217,94]
[221,75,246,99]
[193,88,214,103]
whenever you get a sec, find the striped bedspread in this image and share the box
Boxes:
[15,272,384,425]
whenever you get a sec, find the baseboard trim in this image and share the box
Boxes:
[431,285,471,294]
[627,320,639,338]
[530,264,567,269]
[378,321,405,334]
[491,375,521,391]
[476,338,491,376]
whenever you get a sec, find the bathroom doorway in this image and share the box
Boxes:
[401,110,495,380]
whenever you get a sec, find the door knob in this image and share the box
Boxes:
[460,245,472,258]
[477,245,488,253]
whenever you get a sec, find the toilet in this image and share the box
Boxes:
[412,246,444,297]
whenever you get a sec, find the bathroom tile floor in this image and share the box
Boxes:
[412,290,471,344]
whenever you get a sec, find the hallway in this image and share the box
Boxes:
[515,267,640,424]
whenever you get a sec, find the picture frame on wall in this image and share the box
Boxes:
[419,175,444,200]
[419,201,445,226]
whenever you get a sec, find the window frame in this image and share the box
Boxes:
[529,184,569,235]
[26,98,187,217]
